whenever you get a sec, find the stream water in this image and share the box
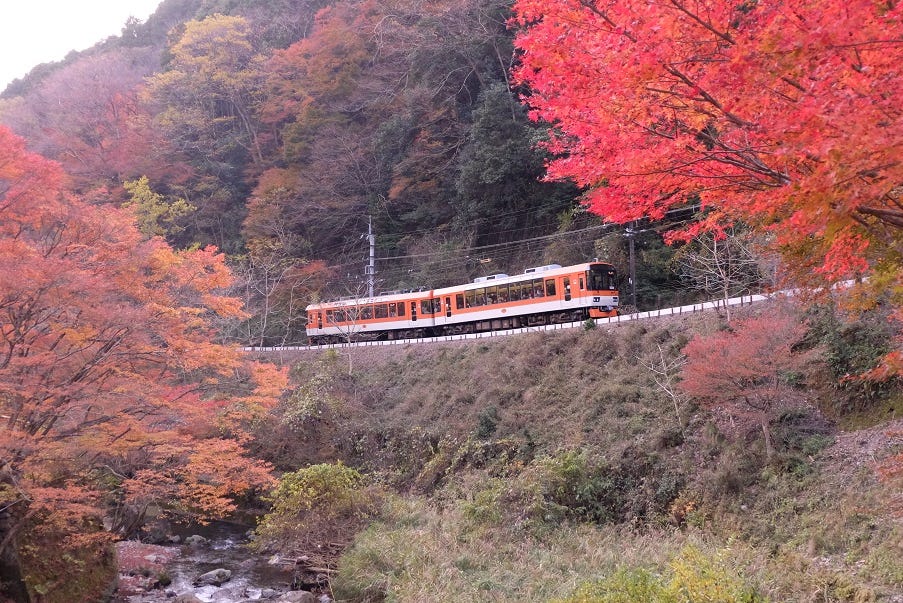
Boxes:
[113,521,312,603]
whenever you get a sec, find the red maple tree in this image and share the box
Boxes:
[679,312,814,459]
[512,0,902,374]
[0,127,286,580]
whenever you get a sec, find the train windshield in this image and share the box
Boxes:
[587,264,617,291]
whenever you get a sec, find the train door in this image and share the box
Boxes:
[445,296,452,318]
[563,277,572,301]
[410,301,418,321]
[317,312,323,329]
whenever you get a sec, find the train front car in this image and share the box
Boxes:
[429,261,619,336]
[584,262,619,319]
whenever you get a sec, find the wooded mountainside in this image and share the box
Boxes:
[2,0,901,348]
[6,0,896,354]
[1,0,651,347]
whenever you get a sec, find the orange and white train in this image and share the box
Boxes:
[305,261,619,344]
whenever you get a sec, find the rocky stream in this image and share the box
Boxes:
[112,522,332,603]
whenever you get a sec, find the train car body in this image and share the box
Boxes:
[305,262,618,344]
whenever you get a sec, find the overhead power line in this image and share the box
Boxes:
[375,223,619,262]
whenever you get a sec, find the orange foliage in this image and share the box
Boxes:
[0,127,286,555]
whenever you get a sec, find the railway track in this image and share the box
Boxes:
[242,292,770,353]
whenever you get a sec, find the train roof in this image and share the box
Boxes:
[433,261,605,295]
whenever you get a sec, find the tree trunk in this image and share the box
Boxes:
[761,420,775,460]
[0,512,28,602]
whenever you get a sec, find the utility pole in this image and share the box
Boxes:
[365,216,376,298]
[626,222,637,308]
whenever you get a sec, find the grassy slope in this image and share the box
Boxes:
[259,306,903,602]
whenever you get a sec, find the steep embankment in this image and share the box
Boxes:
[253,306,903,602]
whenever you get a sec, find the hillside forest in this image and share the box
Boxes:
[0,0,901,601]
[1,0,618,348]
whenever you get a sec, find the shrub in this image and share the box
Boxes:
[554,545,766,603]
[666,545,766,603]
[512,450,631,528]
[254,462,382,560]
[476,406,499,439]
[804,304,901,417]
[282,355,344,428]
[553,567,672,603]
[680,311,818,460]
[460,480,505,527]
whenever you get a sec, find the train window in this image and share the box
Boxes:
[421,299,440,314]
[579,277,585,290]
[508,283,520,301]
[466,290,475,307]
[532,279,544,298]
[375,304,388,318]
[588,265,617,291]
[545,279,556,297]
[361,305,373,320]
[398,302,406,316]
[389,303,397,317]
[497,284,509,303]
[486,286,498,304]
[456,294,465,309]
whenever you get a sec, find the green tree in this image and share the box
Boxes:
[123,175,196,239]
[144,14,267,251]
[149,14,266,167]
[454,82,577,248]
